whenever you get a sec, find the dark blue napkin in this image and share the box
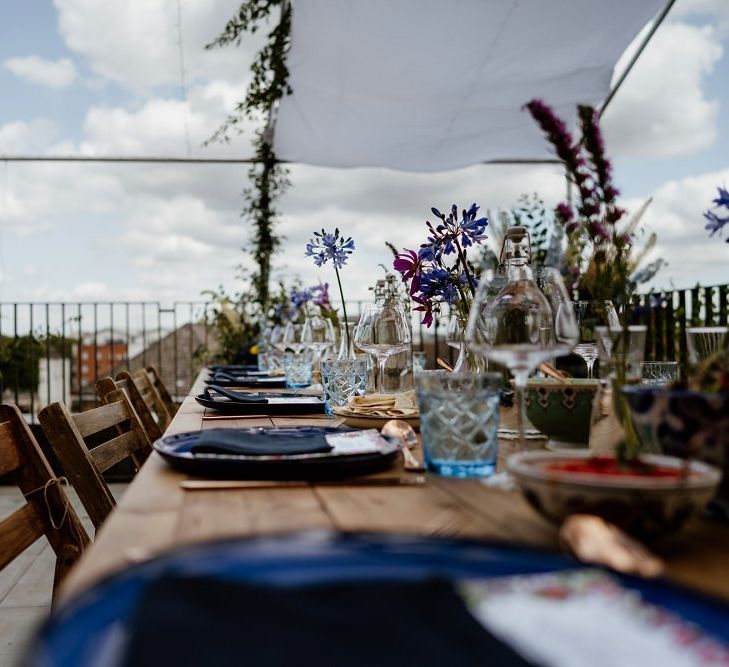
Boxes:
[203,385,268,404]
[121,576,537,667]
[190,428,333,456]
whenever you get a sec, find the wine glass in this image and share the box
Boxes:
[302,314,336,360]
[465,266,578,450]
[282,322,306,354]
[354,302,411,393]
[572,300,619,379]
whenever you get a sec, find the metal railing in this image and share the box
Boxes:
[1,285,726,421]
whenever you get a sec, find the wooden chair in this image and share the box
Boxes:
[145,365,179,417]
[126,368,173,433]
[0,404,90,598]
[38,390,152,530]
[96,375,163,442]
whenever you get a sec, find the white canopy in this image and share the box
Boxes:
[273,0,666,171]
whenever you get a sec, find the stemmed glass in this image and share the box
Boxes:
[572,300,619,379]
[465,266,578,450]
[354,302,411,393]
[282,322,306,354]
[302,313,336,360]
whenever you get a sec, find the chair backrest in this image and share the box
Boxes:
[0,404,90,597]
[145,365,179,417]
[96,375,163,442]
[127,368,173,432]
[38,390,152,530]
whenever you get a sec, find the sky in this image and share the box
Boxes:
[0,0,728,310]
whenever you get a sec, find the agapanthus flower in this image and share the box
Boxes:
[704,187,729,243]
[393,203,484,327]
[418,203,488,261]
[305,228,355,269]
[290,287,313,309]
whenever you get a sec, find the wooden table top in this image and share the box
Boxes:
[59,370,729,604]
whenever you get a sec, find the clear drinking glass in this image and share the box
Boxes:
[320,358,368,414]
[283,350,313,388]
[687,326,729,365]
[641,361,678,386]
[354,302,411,393]
[572,300,619,379]
[465,266,578,450]
[595,325,647,379]
[415,371,502,478]
[412,351,427,372]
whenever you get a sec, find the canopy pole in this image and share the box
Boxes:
[599,0,676,117]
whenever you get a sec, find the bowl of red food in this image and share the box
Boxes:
[508,451,721,539]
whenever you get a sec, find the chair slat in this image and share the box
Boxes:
[40,394,151,530]
[101,373,162,442]
[89,430,144,472]
[0,503,46,571]
[0,421,22,477]
[73,400,130,438]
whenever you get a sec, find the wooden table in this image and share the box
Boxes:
[59,370,729,603]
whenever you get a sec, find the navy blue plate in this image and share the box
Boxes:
[154,428,399,479]
[25,533,729,667]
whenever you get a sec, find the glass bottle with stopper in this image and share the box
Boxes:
[465,226,578,449]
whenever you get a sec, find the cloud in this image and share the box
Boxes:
[630,167,729,290]
[55,0,266,92]
[3,55,77,89]
[603,21,722,158]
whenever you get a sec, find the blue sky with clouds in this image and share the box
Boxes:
[0,0,727,306]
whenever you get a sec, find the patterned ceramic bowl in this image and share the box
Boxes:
[621,386,729,509]
[525,378,599,449]
[508,451,721,539]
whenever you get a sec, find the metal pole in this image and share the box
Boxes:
[599,0,677,117]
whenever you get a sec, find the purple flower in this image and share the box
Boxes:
[305,228,355,269]
[703,187,729,242]
[418,202,488,259]
[393,249,423,295]
[310,282,332,309]
[290,287,313,309]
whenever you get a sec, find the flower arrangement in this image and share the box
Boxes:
[393,204,488,327]
[286,282,339,327]
[525,100,662,303]
[703,187,729,243]
[305,228,355,349]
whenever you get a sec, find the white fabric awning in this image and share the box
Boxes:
[273,0,665,171]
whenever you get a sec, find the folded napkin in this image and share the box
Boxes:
[209,370,261,383]
[190,428,332,456]
[209,364,259,373]
[203,385,268,404]
[343,390,419,417]
[121,576,537,667]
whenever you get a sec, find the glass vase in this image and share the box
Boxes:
[336,321,356,360]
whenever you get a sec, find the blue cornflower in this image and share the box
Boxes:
[305,228,355,269]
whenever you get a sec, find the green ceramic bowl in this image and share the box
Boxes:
[525,378,599,449]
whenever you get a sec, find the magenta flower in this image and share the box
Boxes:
[393,249,424,295]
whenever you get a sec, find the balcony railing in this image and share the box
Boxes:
[1,284,726,422]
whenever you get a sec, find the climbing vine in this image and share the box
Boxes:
[206,0,292,309]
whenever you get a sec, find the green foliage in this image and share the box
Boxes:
[0,336,42,392]
[480,193,562,271]
[206,0,292,310]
